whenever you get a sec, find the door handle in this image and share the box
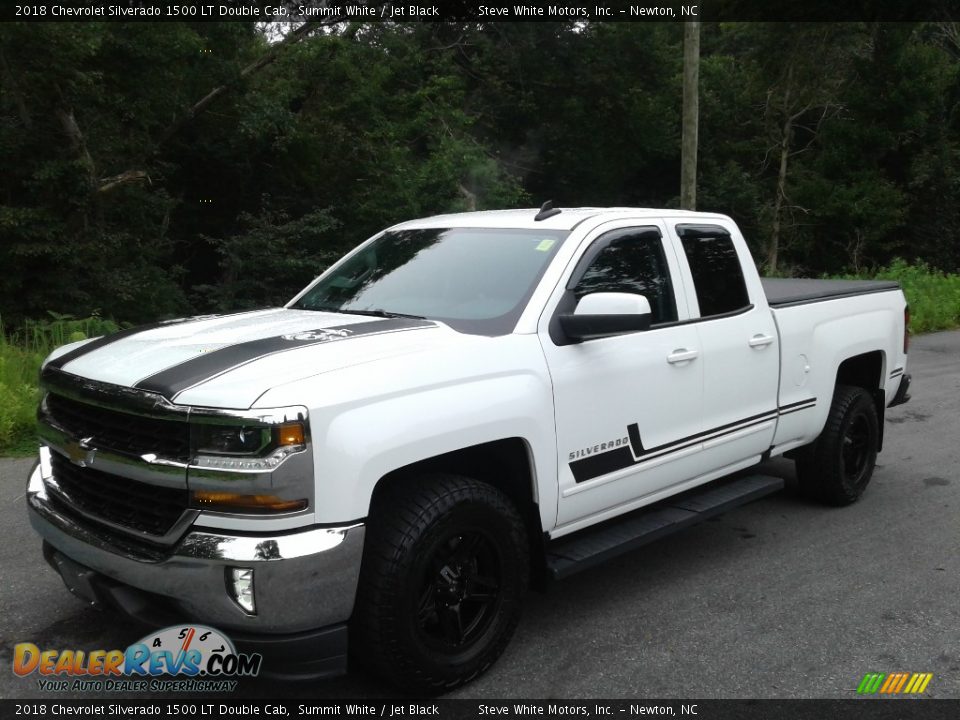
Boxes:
[748,334,775,348]
[667,348,699,364]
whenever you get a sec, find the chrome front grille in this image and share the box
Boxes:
[48,452,189,539]
[36,369,313,544]
[45,392,190,462]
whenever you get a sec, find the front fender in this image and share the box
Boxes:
[254,334,558,532]
[317,372,557,530]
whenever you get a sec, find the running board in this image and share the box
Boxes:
[545,474,784,579]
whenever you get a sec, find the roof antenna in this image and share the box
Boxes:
[534,200,562,221]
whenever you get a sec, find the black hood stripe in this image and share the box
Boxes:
[134,318,436,400]
[46,321,170,371]
[46,309,271,372]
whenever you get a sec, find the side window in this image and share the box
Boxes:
[574,228,678,325]
[676,225,750,317]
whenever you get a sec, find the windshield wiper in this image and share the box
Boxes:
[329,307,427,320]
[297,304,427,320]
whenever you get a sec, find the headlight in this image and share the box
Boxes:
[196,425,272,456]
[193,421,306,457]
[188,414,310,511]
[190,418,307,472]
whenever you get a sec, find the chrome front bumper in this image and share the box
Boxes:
[26,459,365,635]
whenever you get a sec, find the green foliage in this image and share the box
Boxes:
[3,19,960,398]
[0,313,125,455]
[0,333,42,455]
[193,205,342,311]
[833,259,960,334]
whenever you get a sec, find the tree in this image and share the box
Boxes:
[681,21,700,210]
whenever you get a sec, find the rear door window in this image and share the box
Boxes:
[676,225,750,318]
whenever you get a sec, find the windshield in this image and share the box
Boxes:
[291,227,569,335]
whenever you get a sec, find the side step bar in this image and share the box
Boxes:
[545,474,784,579]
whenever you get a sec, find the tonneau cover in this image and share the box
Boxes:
[762,277,900,308]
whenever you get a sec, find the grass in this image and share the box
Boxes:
[0,314,120,456]
[833,258,960,334]
[1,260,959,456]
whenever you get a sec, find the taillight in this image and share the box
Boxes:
[904,305,910,354]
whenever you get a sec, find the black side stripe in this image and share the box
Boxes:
[571,410,779,484]
[45,310,269,372]
[779,398,816,411]
[134,318,435,400]
[779,400,817,416]
[569,399,817,484]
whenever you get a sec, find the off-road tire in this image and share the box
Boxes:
[351,474,529,694]
[796,384,879,506]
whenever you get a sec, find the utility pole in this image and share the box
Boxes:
[681,21,700,210]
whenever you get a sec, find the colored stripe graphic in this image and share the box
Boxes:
[858,672,932,694]
[856,674,876,693]
[893,673,909,693]
[879,674,897,693]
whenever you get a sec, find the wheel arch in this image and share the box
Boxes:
[834,350,886,451]
[370,438,549,590]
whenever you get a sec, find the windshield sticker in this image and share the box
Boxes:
[535,239,556,252]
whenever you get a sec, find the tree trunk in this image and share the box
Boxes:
[458,183,477,211]
[768,124,790,273]
[768,69,794,275]
[680,21,700,210]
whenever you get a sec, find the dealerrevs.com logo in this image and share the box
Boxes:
[13,625,261,692]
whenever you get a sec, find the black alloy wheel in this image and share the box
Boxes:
[796,384,879,506]
[415,530,503,652]
[352,474,529,693]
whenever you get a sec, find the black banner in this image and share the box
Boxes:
[2,700,960,720]
[4,0,960,23]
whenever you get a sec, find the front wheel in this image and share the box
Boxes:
[352,474,529,694]
[796,384,879,505]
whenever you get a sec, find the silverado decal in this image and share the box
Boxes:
[134,318,436,400]
[568,436,630,461]
[569,401,815,484]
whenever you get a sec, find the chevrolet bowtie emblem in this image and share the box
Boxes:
[65,436,97,467]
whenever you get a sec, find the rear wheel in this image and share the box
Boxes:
[352,474,529,694]
[796,384,879,505]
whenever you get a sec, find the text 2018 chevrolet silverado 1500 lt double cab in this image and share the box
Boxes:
[26,207,911,691]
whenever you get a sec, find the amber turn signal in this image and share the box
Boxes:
[277,422,305,447]
[191,491,307,513]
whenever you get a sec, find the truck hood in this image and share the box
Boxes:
[48,308,456,408]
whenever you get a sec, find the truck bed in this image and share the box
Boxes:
[761,277,901,308]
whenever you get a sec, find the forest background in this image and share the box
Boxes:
[2,19,960,450]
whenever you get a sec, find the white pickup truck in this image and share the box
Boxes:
[27,207,911,692]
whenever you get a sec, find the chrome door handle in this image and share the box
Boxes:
[748,334,775,348]
[667,348,699,364]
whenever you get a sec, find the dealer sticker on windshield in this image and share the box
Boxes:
[535,238,556,252]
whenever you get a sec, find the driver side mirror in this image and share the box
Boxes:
[559,292,652,342]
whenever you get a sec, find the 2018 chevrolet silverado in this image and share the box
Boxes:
[26,207,911,692]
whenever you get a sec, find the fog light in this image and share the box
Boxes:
[229,567,256,614]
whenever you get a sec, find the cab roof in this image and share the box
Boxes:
[389,207,728,232]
